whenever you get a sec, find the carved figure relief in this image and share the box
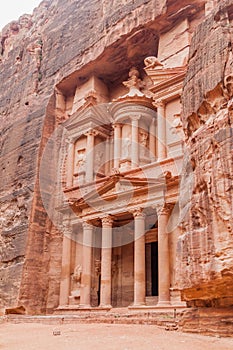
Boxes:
[76,148,86,172]
[71,264,82,298]
[122,137,131,158]
[139,129,148,157]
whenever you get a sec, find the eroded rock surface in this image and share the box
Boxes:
[0,0,232,337]
[178,0,233,336]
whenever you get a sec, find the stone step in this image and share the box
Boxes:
[2,309,180,329]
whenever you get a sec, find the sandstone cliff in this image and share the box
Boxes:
[1,0,232,337]
[178,0,233,335]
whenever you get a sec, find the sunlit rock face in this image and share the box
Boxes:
[1,0,232,337]
[178,0,233,335]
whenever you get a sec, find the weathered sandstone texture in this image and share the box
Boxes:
[0,0,232,337]
[178,0,233,336]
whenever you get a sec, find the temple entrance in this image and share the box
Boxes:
[151,242,159,296]
[97,274,101,306]
[146,241,158,297]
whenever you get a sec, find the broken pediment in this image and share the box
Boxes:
[144,57,187,99]
[64,103,112,138]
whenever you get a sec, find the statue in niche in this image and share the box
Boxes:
[139,130,148,157]
[94,149,104,171]
[76,148,86,172]
[122,137,131,158]
[71,264,82,298]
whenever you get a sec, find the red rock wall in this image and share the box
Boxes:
[178,0,233,335]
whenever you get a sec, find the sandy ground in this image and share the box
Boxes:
[0,323,233,350]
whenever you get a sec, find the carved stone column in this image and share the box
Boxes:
[157,101,167,160]
[113,124,122,170]
[133,208,146,306]
[80,221,93,308]
[66,141,75,188]
[85,130,95,182]
[100,216,113,308]
[105,137,110,175]
[149,118,156,161]
[131,117,139,168]
[157,204,172,306]
[59,233,72,306]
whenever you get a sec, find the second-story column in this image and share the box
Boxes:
[113,124,122,170]
[66,141,75,188]
[80,221,93,308]
[133,208,146,306]
[131,117,139,168]
[85,130,95,182]
[157,101,167,160]
[149,118,157,161]
[100,216,113,308]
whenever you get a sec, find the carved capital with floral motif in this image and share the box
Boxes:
[82,220,93,230]
[131,207,146,219]
[156,203,174,216]
[102,216,114,227]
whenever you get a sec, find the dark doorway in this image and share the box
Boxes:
[151,242,158,296]
[97,274,101,305]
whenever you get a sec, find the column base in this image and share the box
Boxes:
[128,302,145,309]
[79,304,91,309]
[133,302,146,307]
[156,301,171,307]
[98,304,112,310]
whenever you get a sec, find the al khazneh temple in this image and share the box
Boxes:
[0,0,233,337]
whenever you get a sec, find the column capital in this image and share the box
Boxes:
[102,215,114,227]
[156,203,174,216]
[130,115,141,122]
[153,99,165,109]
[112,123,122,129]
[85,129,98,137]
[132,207,146,219]
[82,220,93,230]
